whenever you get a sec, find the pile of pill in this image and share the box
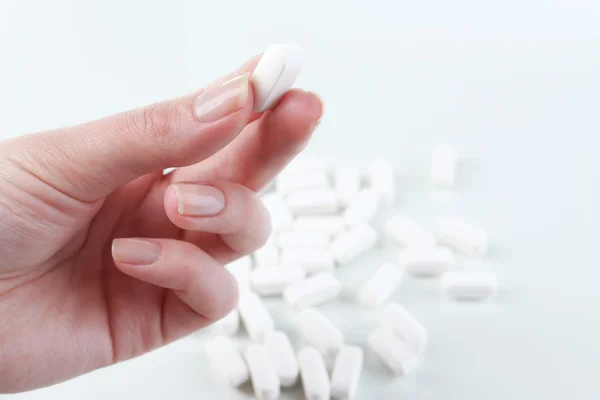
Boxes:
[201,44,497,400]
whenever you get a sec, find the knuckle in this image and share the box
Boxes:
[127,103,181,148]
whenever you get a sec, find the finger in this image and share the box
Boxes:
[170,90,323,191]
[163,181,271,256]
[111,238,237,326]
[5,58,260,202]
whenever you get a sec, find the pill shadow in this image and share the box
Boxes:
[236,381,260,399]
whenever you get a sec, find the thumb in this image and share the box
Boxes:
[4,60,258,202]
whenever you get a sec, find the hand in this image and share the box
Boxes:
[0,55,323,393]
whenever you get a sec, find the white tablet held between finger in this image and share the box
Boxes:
[251,44,303,112]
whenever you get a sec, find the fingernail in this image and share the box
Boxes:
[194,73,249,122]
[309,91,324,131]
[311,118,322,132]
[112,239,161,265]
[173,183,225,217]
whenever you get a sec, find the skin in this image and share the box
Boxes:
[0,56,323,393]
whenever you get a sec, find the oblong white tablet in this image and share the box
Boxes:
[238,292,275,343]
[250,265,306,296]
[382,303,428,353]
[294,216,347,238]
[286,189,339,216]
[330,223,378,264]
[280,248,335,275]
[296,308,344,356]
[335,165,361,206]
[251,43,303,112]
[331,345,364,400]
[441,270,497,300]
[297,347,331,400]
[245,344,281,400]
[384,214,436,248]
[397,247,455,277]
[438,217,489,258]
[226,256,253,293]
[343,189,380,226]
[277,229,331,250]
[261,192,294,233]
[279,157,327,179]
[357,263,404,308]
[367,160,395,205]
[431,144,458,187]
[211,309,240,336]
[253,236,280,268]
[284,271,341,309]
[265,331,299,388]
[205,336,249,387]
[368,327,420,375]
[276,167,330,196]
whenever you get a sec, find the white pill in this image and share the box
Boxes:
[287,189,339,216]
[397,247,455,277]
[297,347,331,400]
[253,236,279,267]
[211,309,240,336]
[205,336,249,387]
[368,327,420,375]
[226,256,252,292]
[295,216,347,238]
[431,144,458,187]
[330,223,378,265]
[296,308,344,356]
[441,271,498,300]
[280,157,327,178]
[284,271,341,309]
[367,160,395,205]
[261,193,294,233]
[276,169,330,196]
[384,214,436,248]
[251,43,303,112]
[250,265,306,296]
[335,165,361,206]
[331,345,364,400]
[438,217,489,258]
[343,189,380,226]
[382,303,428,353]
[265,331,299,387]
[277,229,331,250]
[245,344,281,400]
[357,263,404,308]
[238,292,275,343]
[280,249,335,274]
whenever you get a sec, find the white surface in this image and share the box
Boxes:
[1,0,600,399]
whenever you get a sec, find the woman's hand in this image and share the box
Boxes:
[0,55,323,393]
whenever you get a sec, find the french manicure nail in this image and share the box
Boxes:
[173,183,225,217]
[112,239,161,265]
[194,73,249,122]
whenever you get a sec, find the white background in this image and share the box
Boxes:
[1,0,600,398]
